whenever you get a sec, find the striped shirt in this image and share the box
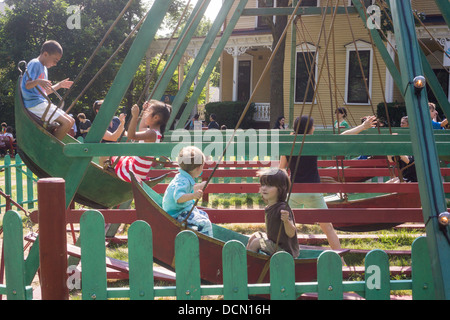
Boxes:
[112,130,162,183]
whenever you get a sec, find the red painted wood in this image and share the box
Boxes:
[37,178,69,300]
[152,182,450,194]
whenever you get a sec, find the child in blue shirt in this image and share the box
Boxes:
[162,146,213,237]
[21,40,74,140]
[429,103,448,130]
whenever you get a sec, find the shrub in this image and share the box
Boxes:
[204,101,256,129]
[376,102,407,127]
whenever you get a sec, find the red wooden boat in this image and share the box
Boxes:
[130,173,347,284]
[326,192,422,232]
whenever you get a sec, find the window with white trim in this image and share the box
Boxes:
[345,40,373,104]
[300,0,318,6]
[348,0,375,7]
[295,43,318,104]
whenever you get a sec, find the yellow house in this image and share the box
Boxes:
[219,0,449,128]
[147,0,449,128]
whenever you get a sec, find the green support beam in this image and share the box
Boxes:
[63,138,450,158]
[433,0,450,29]
[390,0,450,299]
[173,0,250,130]
[167,0,236,129]
[148,0,211,102]
[62,1,173,207]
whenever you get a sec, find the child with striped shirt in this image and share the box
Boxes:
[112,100,171,183]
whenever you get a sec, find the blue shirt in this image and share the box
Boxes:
[162,169,196,218]
[432,120,444,130]
[21,58,48,108]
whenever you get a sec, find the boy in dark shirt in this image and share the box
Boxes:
[246,168,299,258]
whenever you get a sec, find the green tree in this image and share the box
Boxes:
[0,0,145,125]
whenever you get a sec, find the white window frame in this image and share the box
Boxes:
[347,0,376,7]
[294,42,319,104]
[256,0,277,28]
[344,40,373,105]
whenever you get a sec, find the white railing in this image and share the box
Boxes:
[253,102,270,122]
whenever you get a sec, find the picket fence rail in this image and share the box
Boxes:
[0,154,37,213]
[0,209,436,300]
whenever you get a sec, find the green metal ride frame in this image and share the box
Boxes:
[390,0,450,299]
[55,0,449,299]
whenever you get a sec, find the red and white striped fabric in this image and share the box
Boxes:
[112,130,162,183]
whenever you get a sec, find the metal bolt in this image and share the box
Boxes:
[280,287,286,293]
[328,285,333,291]
[91,293,97,300]
[423,283,428,290]
[233,287,239,293]
[185,290,190,295]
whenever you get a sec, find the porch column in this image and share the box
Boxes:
[385,32,396,103]
[233,50,239,101]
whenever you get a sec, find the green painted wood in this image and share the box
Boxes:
[80,210,107,300]
[270,252,296,300]
[149,0,211,103]
[24,235,40,286]
[411,236,436,300]
[4,155,11,195]
[391,0,450,300]
[129,220,154,300]
[63,0,173,208]
[15,156,23,205]
[364,249,390,300]
[317,251,343,300]
[175,230,201,300]
[169,0,235,129]
[174,0,250,130]
[433,0,450,28]
[3,211,29,300]
[420,49,450,119]
[63,139,450,158]
[222,240,248,300]
[14,81,134,209]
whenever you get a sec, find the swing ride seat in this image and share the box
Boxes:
[14,77,168,209]
[130,172,348,285]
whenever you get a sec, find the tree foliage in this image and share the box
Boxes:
[0,0,217,129]
[0,0,145,124]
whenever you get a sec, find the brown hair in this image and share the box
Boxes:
[41,40,63,56]
[257,168,291,202]
[144,99,172,139]
[178,146,205,173]
[293,115,314,135]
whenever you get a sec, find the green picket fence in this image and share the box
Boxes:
[1,210,436,300]
[0,154,37,213]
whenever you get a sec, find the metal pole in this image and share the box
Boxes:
[390,0,450,300]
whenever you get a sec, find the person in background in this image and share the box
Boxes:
[334,107,350,129]
[429,103,447,129]
[77,113,91,139]
[208,113,220,130]
[273,116,286,129]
